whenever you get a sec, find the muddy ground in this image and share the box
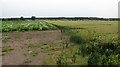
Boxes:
[2,30,71,65]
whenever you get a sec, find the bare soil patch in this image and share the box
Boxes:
[2,30,68,65]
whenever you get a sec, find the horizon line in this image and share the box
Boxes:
[0,16,119,19]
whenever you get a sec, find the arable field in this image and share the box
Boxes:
[2,20,120,65]
[46,20,119,65]
[47,20,118,43]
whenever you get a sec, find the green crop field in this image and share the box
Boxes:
[47,20,118,43]
[2,20,120,65]
[46,20,119,65]
[2,20,58,32]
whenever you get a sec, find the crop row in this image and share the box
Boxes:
[2,21,58,32]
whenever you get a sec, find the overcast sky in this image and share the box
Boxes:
[0,0,120,18]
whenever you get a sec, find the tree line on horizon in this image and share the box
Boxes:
[1,16,119,21]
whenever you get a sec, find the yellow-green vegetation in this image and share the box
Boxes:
[46,20,119,65]
[2,46,14,52]
[28,50,39,56]
[2,46,14,55]
[43,45,88,65]
[47,20,118,42]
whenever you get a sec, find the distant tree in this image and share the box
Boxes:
[31,16,36,20]
[20,16,25,20]
[2,18,5,21]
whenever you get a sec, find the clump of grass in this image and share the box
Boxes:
[28,50,38,56]
[40,45,50,49]
[2,46,14,56]
[70,35,84,44]
[2,36,11,42]
[56,53,68,65]
[71,54,77,63]
[2,46,14,52]
[41,44,61,52]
